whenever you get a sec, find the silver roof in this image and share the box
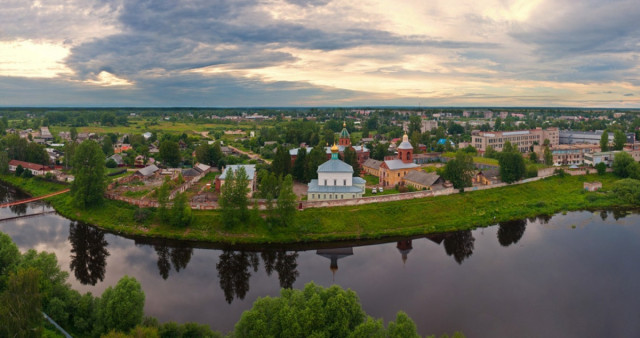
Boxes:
[383,159,419,170]
[317,159,353,173]
[307,180,364,193]
[219,165,256,180]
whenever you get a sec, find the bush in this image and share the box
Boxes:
[596,162,607,175]
[106,158,118,168]
[526,166,538,178]
[133,208,152,223]
[611,178,640,204]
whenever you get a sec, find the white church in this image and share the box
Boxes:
[307,143,366,201]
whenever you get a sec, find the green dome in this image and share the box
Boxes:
[340,123,350,138]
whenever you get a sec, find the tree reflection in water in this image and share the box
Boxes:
[154,243,194,280]
[600,210,608,221]
[68,222,110,285]
[217,250,259,304]
[9,202,27,216]
[443,230,475,264]
[497,219,527,247]
[260,250,299,289]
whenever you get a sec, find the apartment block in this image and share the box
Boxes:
[472,127,559,153]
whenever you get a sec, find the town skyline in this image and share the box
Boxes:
[1,0,639,107]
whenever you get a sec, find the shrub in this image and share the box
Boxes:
[106,158,118,168]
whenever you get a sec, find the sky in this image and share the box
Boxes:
[0,0,639,107]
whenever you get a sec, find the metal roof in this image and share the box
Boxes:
[383,159,419,170]
[307,179,364,193]
[219,165,256,180]
[317,159,353,173]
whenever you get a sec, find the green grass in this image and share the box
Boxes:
[0,173,629,245]
[442,152,499,166]
[363,174,379,186]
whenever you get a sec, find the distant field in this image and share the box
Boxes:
[49,120,258,137]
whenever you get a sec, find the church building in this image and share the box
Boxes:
[379,133,420,187]
[307,143,366,201]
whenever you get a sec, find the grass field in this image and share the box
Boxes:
[0,173,629,244]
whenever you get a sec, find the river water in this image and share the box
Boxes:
[1,183,640,337]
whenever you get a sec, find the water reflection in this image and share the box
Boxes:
[443,230,475,264]
[9,202,27,215]
[497,220,527,247]
[317,247,353,280]
[260,250,299,289]
[153,243,194,280]
[216,250,260,303]
[69,222,110,285]
[397,240,413,264]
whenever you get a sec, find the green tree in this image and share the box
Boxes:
[70,126,78,141]
[0,232,21,287]
[170,192,192,227]
[529,151,538,163]
[484,146,498,159]
[387,311,420,338]
[342,146,361,176]
[612,178,640,204]
[305,146,327,181]
[372,143,388,160]
[234,283,366,338]
[292,147,308,182]
[195,142,212,165]
[349,317,387,338]
[72,140,106,208]
[613,130,626,150]
[219,167,250,228]
[272,146,292,177]
[543,146,553,166]
[95,276,145,334]
[159,140,181,167]
[276,175,297,227]
[0,150,9,174]
[499,152,526,184]
[259,171,279,199]
[102,136,114,156]
[600,131,609,152]
[443,151,475,191]
[612,151,639,178]
[408,115,422,135]
[0,268,43,337]
[596,162,607,175]
[157,179,171,222]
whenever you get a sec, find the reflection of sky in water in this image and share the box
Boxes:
[1,203,640,337]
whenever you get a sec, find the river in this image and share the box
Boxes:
[1,183,640,337]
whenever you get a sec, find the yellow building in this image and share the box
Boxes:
[379,134,420,187]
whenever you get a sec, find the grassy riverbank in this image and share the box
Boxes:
[0,173,627,244]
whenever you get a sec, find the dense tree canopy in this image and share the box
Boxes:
[159,140,181,167]
[234,282,421,338]
[220,167,250,228]
[72,140,106,208]
[443,151,475,191]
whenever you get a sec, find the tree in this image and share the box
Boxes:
[234,283,366,338]
[443,151,475,191]
[0,268,43,337]
[292,147,308,182]
[613,130,626,150]
[596,162,607,175]
[372,143,388,160]
[69,222,109,286]
[70,126,78,141]
[157,179,171,222]
[159,140,181,167]
[499,151,526,184]
[95,276,145,334]
[342,146,361,176]
[600,131,609,152]
[0,151,9,174]
[408,115,421,135]
[72,140,106,208]
[170,192,192,227]
[543,146,553,166]
[102,137,114,156]
[484,146,498,159]
[276,175,297,227]
[195,142,212,165]
[612,151,639,178]
[387,311,420,338]
[529,151,538,163]
[305,146,327,181]
[219,167,250,228]
[272,145,292,177]
[0,232,20,286]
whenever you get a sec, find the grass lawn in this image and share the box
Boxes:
[363,174,379,186]
[0,173,630,245]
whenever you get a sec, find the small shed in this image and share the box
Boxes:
[584,182,602,192]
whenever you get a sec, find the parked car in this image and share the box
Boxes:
[378,186,384,193]
[371,187,377,194]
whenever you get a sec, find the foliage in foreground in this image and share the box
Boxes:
[235,282,428,338]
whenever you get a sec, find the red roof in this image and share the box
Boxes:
[9,160,49,171]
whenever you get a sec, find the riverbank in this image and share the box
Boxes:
[0,173,627,244]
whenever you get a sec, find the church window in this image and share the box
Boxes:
[343,179,346,185]
[324,179,327,185]
[334,179,336,186]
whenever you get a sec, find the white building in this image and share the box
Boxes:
[307,144,365,201]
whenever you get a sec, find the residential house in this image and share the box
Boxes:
[473,168,500,185]
[8,160,50,176]
[402,171,444,190]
